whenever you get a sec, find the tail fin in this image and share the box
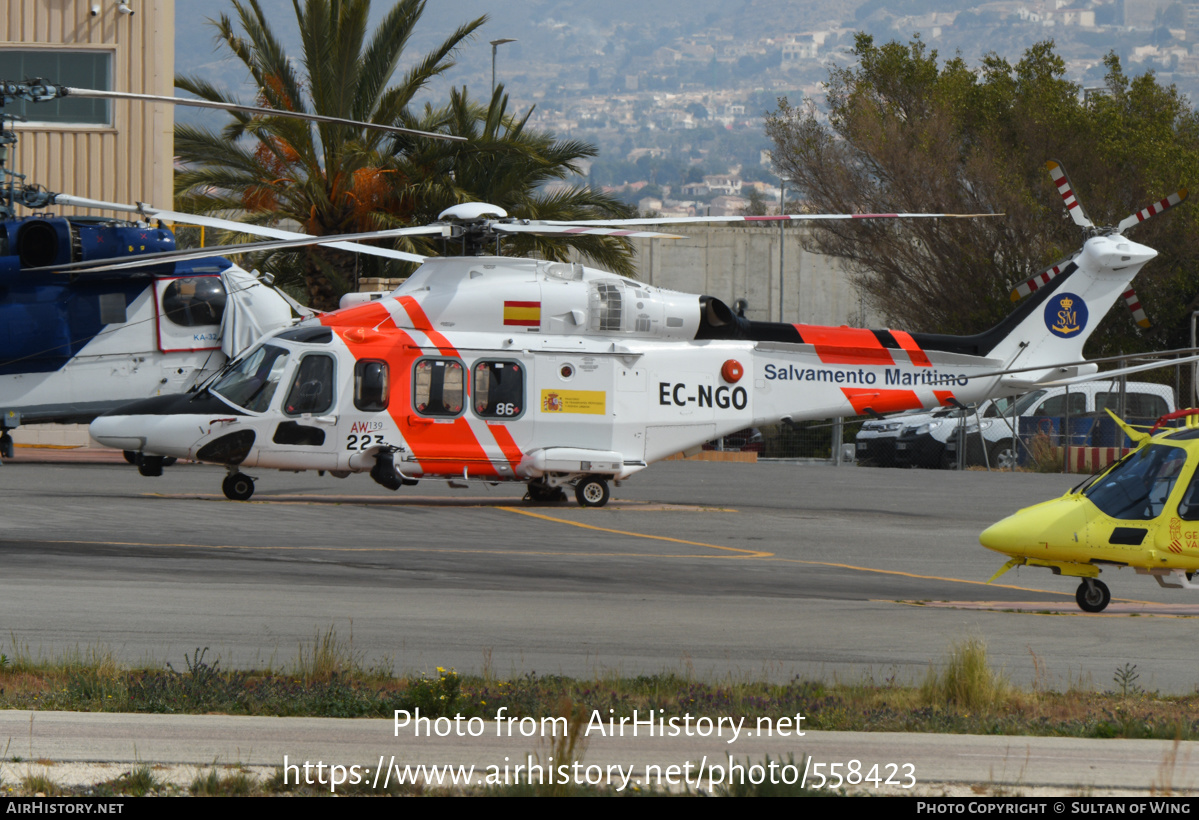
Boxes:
[984,234,1156,368]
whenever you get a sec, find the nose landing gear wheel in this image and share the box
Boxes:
[1075,578,1111,613]
[574,476,610,508]
[222,472,255,501]
[136,454,164,477]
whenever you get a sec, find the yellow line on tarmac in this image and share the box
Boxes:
[29,538,758,561]
[758,555,1169,609]
[497,506,773,558]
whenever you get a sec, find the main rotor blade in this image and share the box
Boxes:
[62,86,467,142]
[51,195,428,264]
[1036,354,1199,387]
[969,346,1199,380]
[537,212,1002,228]
[29,225,450,274]
[1046,160,1094,229]
[494,223,686,239]
[1116,189,1189,234]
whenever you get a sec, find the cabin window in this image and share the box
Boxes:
[284,354,335,416]
[211,344,290,413]
[161,277,226,327]
[1085,443,1187,520]
[355,360,389,412]
[1177,469,1199,521]
[413,359,464,417]
[0,50,112,125]
[473,360,524,419]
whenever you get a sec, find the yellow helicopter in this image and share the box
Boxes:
[982,409,1199,612]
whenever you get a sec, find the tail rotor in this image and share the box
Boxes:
[1008,160,1189,330]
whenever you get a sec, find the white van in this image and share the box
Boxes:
[892,381,1175,469]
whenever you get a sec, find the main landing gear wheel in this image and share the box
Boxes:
[526,483,567,504]
[574,476,610,508]
[222,472,255,501]
[1075,578,1111,613]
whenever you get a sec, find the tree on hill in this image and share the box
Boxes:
[765,35,1199,361]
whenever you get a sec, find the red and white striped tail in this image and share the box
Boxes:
[1116,189,1189,234]
[1122,287,1151,328]
[1011,263,1066,302]
[1046,160,1093,228]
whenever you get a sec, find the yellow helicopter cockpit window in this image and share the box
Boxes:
[1084,443,1187,520]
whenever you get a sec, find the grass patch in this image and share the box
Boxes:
[94,764,166,797]
[190,766,256,796]
[921,638,1010,711]
[19,771,61,796]
[7,632,1199,743]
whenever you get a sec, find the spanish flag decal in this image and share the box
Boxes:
[503,300,541,327]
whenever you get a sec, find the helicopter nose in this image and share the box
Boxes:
[979,515,1029,556]
[980,497,1088,557]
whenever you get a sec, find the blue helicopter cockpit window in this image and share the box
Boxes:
[284,355,335,416]
[413,359,463,417]
[210,344,290,413]
[162,278,227,327]
[1085,443,1188,520]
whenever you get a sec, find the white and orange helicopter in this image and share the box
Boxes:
[75,163,1191,505]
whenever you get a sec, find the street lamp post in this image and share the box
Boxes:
[778,178,788,322]
[491,38,517,95]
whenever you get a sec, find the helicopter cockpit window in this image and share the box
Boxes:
[1177,469,1199,521]
[161,278,227,327]
[284,354,335,416]
[210,344,290,413]
[413,359,464,417]
[1085,443,1188,520]
[473,360,524,419]
[355,360,389,412]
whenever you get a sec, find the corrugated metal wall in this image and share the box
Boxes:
[1,0,173,216]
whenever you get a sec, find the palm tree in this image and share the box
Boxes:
[174,0,485,309]
[392,87,638,277]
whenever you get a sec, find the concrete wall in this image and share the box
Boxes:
[628,224,881,327]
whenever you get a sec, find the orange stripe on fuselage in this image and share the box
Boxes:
[486,423,525,473]
[333,323,501,477]
[841,388,923,415]
[397,295,456,355]
[889,330,932,367]
[933,390,957,407]
[796,325,895,366]
[319,301,396,329]
[395,295,526,473]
